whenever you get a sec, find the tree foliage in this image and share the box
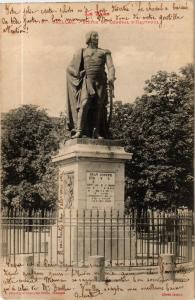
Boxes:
[111,64,194,209]
[2,105,60,209]
[110,101,133,140]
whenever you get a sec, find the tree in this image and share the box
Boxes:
[2,105,60,210]
[110,101,133,140]
[111,64,194,210]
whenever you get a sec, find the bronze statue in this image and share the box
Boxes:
[66,31,115,139]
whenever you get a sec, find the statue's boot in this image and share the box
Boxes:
[93,128,104,140]
[71,130,82,139]
[97,135,104,140]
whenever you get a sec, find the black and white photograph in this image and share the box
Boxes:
[1,1,194,299]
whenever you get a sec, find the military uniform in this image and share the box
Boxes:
[66,43,115,138]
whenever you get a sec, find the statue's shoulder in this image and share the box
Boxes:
[73,48,84,56]
[67,48,84,72]
[99,48,111,55]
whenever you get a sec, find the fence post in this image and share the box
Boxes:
[88,256,105,281]
[159,254,175,281]
[23,255,34,279]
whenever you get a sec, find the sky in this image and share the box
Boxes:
[1,1,194,117]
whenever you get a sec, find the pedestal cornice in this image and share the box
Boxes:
[52,138,132,164]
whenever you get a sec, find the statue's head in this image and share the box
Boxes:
[85,31,99,47]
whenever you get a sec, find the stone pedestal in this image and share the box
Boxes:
[53,138,132,211]
[52,138,133,266]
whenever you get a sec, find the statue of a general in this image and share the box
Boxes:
[66,31,115,139]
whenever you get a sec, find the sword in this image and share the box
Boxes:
[107,80,114,127]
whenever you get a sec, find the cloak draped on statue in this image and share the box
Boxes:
[66,48,87,133]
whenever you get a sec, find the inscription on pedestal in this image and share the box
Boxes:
[87,172,115,209]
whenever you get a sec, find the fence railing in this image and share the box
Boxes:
[1,208,193,268]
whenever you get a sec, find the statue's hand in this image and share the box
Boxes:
[108,76,116,84]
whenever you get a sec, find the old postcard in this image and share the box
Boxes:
[1,1,194,300]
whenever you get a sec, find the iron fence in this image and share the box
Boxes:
[1,208,193,268]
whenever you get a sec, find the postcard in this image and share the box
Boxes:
[1,1,194,299]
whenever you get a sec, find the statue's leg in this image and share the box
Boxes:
[93,85,104,139]
[72,98,90,138]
